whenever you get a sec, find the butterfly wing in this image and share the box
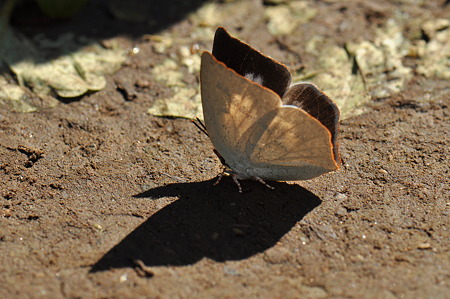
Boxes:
[242,106,339,181]
[201,51,281,178]
[201,52,338,181]
[212,27,291,98]
[282,83,340,162]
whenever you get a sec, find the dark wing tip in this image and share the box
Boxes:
[211,27,292,98]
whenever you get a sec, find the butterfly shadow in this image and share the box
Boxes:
[90,178,321,272]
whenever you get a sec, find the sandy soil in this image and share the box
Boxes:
[1,0,449,298]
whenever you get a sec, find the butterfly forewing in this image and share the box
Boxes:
[212,27,291,98]
[201,52,281,174]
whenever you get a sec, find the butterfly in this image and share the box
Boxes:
[199,27,340,192]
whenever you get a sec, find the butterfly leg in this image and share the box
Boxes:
[213,171,225,185]
[213,170,243,193]
[231,174,243,193]
[253,176,275,190]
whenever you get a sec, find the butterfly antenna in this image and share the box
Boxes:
[192,117,209,136]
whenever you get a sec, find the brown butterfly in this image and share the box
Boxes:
[199,27,340,192]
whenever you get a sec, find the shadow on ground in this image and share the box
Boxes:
[3,0,209,66]
[12,0,209,39]
[91,179,321,271]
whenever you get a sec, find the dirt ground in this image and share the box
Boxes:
[1,0,449,298]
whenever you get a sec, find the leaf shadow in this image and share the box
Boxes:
[91,179,321,271]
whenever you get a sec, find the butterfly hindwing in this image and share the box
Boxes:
[242,106,338,180]
[282,83,340,161]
